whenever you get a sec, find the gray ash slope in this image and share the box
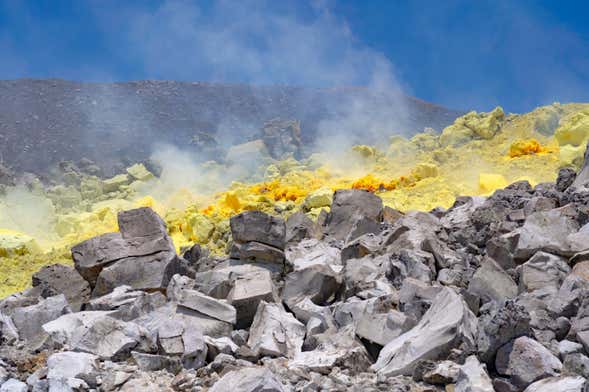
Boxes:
[0,78,462,175]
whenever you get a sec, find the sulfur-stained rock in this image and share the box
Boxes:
[303,187,332,210]
[126,163,154,182]
[102,173,131,193]
[372,287,477,376]
[247,301,305,359]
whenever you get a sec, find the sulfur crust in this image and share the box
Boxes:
[2,102,589,297]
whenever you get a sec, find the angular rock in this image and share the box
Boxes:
[43,311,155,360]
[520,251,571,293]
[86,285,167,321]
[134,300,230,340]
[0,379,27,392]
[341,233,383,262]
[168,278,237,325]
[11,294,70,349]
[291,325,372,375]
[72,207,183,296]
[32,264,91,311]
[389,249,435,287]
[248,301,305,359]
[324,189,383,241]
[209,367,285,392]
[285,239,341,272]
[47,351,99,390]
[564,353,589,378]
[227,270,278,329]
[230,211,286,249]
[477,300,532,364]
[131,351,182,373]
[192,263,272,299]
[92,251,186,297]
[204,336,239,361]
[355,295,414,346]
[557,167,577,192]
[285,211,317,244]
[230,241,285,265]
[372,287,477,376]
[514,206,580,261]
[282,264,341,308]
[523,376,586,392]
[117,207,169,239]
[468,257,518,303]
[455,355,494,392]
[496,336,562,389]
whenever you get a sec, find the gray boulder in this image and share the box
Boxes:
[290,325,372,375]
[230,241,285,265]
[47,351,99,390]
[230,211,286,250]
[496,336,562,389]
[167,275,236,325]
[455,355,494,392]
[324,189,383,241]
[285,238,341,272]
[92,250,186,297]
[227,270,278,328]
[285,211,317,244]
[372,287,477,376]
[72,207,176,287]
[523,376,586,392]
[355,295,414,346]
[86,285,167,321]
[520,252,571,293]
[210,367,285,392]
[468,257,518,303]
[11,294,70,349]
[43,311,155,360]
[282,264,341,308]
[477,300,532,364]
[131,351,182,373]
[514,206,580,261]
[248,301,306,359]
[0,379,27,392]
[32,264,91,311]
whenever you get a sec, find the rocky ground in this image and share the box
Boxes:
[4,147,589,391]
[0,79,462,176]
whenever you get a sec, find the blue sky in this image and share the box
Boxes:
[0,0,588,112]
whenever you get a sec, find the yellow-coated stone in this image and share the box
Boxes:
[555,111,589,146]
[0,229,40,257]
[479,173,508,194]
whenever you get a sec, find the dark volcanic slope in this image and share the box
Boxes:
[0,79,463,175]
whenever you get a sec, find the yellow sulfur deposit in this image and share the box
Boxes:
[3,102,589,297]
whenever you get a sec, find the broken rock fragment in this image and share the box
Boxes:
[247,301,305,359]
[372,287,477,377]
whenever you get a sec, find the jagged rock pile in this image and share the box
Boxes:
[7,151,589,391]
